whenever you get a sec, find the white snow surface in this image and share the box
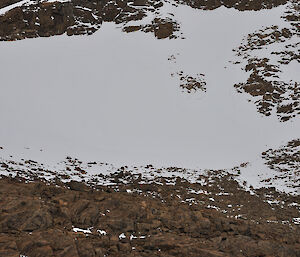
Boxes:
[0,2,299,193]
[72,227,92,234]
[97,229,107,236]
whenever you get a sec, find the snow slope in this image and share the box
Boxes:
[0,1,299,193]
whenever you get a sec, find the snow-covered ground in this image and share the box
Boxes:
[0,1,299,193]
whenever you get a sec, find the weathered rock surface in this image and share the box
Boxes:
[0,177,299,256]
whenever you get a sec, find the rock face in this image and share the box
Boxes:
[0,0,289,41]
[0,0,179,41]
[0,0,21,9]
[0,177,299,257]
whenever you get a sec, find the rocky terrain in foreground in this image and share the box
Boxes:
[0,173,300,257]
